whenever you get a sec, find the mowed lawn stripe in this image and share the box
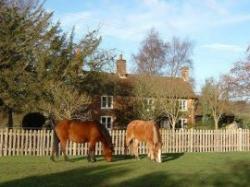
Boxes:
[0,152,250,187]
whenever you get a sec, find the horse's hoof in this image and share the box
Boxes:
[50,156,55,162]
[64,156,69,161]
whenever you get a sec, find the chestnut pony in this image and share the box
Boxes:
[125,120,162,163]
[50,119,113,162]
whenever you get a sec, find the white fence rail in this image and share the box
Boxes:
[1,128,250,156]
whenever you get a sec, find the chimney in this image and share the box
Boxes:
[181,67,189,81]
[116,54,127,78]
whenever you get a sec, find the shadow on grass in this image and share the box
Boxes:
[207,161,250,187]
[53,155,132,163]
[113,153,184,163]
[0,162,131,187]
[52,152,184,163]
[162,153,184,162]
[1,157,250,187]
[115,160,250,187]
[115,171,189,187]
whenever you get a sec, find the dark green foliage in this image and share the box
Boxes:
[0,0,57,126]
[0,0,114,125]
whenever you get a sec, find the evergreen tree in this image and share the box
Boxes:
[0,0,114,125]
[0,0,57,127]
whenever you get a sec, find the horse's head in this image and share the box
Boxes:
[103,144,113,162]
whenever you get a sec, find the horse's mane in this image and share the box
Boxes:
[96,122,113,151]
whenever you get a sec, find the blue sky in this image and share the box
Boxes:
[45,0,250,92]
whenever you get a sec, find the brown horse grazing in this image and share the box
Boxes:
[125,120,162,163]
[50,119,113,162]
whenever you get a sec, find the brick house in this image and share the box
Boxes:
[84,55,197,130]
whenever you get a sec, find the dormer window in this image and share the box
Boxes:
[179,99,188,111]
[101,96,113,109]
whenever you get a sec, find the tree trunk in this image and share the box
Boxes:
[7,107,13,128]
[214,118,219,130]
[171,119,176,132]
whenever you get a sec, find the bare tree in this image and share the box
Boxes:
[220,45,250,101]
[165,37,193,77]
[133,75,157,120]
[154,79,184,129]
[133,75,193,130]
[227,61,250,100]
[222,47,250,127]
[133,29,193,79]
[201,78,229,129]
[38,83,90,120]
[132,29,195,128]
[133,29,168,75]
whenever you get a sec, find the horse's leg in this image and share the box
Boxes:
[60,140,69,161]
[50,129,60,161]
[89,142,96,162]
[125,136,133,156]
[146,142,153,160]
[50,148,59,161]
[157,147,162,163]
[155,143,162,163]
[150,143,155,161]
[133,139,140,160]
[87,148,91,162]
[146,142,150,158]
[50,149,55,162]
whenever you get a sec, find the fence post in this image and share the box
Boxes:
[50,130,54,155]
[4,128,8,156]
[238,128,242,152]
[0,128,3,156]
[9,128,13,156]
[190,128,193,152]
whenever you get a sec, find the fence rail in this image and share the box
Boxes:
[1,128,250,156]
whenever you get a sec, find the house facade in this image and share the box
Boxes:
[85,55,197,130]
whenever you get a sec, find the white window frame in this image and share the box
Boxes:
[145,98,155,112]
[101,95,113,109]
[100,116,113,130]
[179,118,188,128]
[179,99,188,111]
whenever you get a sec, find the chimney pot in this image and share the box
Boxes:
[116,54,127,78]
[181,67,189,81]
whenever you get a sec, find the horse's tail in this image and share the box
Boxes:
[96,122,113,152]
[49,115,60,157]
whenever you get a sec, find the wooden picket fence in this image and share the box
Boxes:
[1,128,250,156]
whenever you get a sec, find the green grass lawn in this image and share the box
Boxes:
[1,152,250,187]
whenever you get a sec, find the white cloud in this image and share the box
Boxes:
[212,14,250,26]
[204,0,228,15]
[60,11,92,27]
[201,43,245,52]
[55,0,250,43]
